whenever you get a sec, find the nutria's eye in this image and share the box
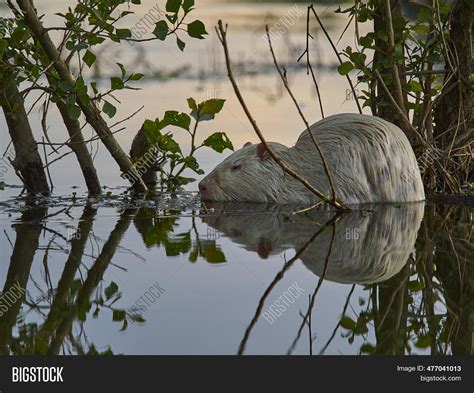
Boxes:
[231,164,242,171]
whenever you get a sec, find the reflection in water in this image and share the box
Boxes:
[0,201,472,355]
[202,203,425,353]
[203,203,424,284]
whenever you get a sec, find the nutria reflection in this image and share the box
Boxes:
[202,203,424,284]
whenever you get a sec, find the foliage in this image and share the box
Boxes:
[0,0,224,193]
[142,98,233,189]
[326,0,473,193]
[138,210,227,263]
[336,0,452,117]
[0,0,206,121]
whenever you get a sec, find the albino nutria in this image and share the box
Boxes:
[202,202,424,284]
[199,113,425,204]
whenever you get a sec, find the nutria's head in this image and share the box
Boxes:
[199,142,289,202]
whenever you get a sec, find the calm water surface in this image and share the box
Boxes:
[0,198,472,355]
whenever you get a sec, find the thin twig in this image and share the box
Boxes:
[237,212,342,355]
[215,20,349,211]
[41,136,54,191]
[300,5,324,118]
[287,220,337,354]
[384,0,406,115]
[265,25,338,204]
[309,5,362,114]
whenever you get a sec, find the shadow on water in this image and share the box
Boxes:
[0,199,472,355]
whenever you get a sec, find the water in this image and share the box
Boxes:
[0,198,472,355]
[0,1,473,355]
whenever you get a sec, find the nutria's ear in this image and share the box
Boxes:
[256,143,270,160]
[243,141,252,147]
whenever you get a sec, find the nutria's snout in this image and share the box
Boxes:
[198,178,213,200]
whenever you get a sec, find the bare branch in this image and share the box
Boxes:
[215,20,349,211]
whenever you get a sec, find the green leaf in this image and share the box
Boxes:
[113,310,126,321]
[182,0,194,13]
[340,316,356,330]
[166,14,178,24]
[143,119,158,133]
[0,39,8,58]
[163,232,192,256]
[0,181,5,191]
[103,101,117,118]
[408,80,423,93]
[117,63,127,79]
[111,77,124,90]
[166,0,182,13]
[143,119,159,143]
[408,279,424,292]
[83,50,96,68]
[153,21,169,41]
[350,52,366,67]
[183,156,202,173]
[202,241,226,263]
[166,0,181,13]
[129,73,144,81]
[202,132,234,153]
[199,98,225,120]
[159,134,181,153]
[105,281,119,300]
[187,20,207,39]
[413,23,430,35]
[187,97,198,112]
[116,28,131,39]
[68,104,81,121]
[90,82,98,95]
[88,35,105,46]
[338,61,354,75]
[358,35,373,48]
[11,26,29,43]
[130,314,146,323]
[415,335,430,348]
[159,111,191,131]
[360,343,375,354]
[176,37,185,51]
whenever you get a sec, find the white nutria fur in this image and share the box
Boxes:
[199,113,425,204]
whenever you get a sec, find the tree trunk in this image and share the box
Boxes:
[130,127,158,188]
[38,207,97,346]
[0,72,50,195]
[433,0,473,190]
[0,207,46,354]
[373,0,409,132]
[46,72,102,195]
[48,209,136,354]
[16,0,148,193]
[374,263,410,354]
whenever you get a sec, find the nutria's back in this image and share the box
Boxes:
[292,113,425,204]
[199,113,425,204]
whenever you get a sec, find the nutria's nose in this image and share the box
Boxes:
[199,180,210,198]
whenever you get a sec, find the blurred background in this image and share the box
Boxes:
[0,0,364,194]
